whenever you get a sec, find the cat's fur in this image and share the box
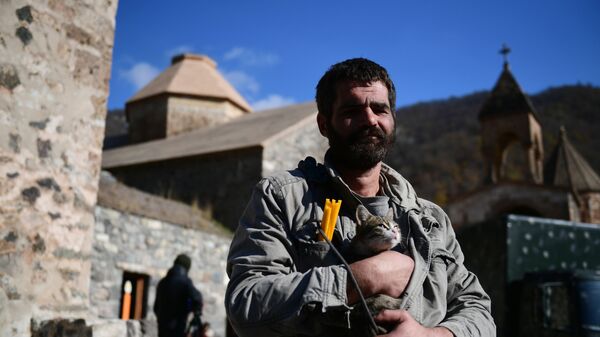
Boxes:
[350,205,401,258]
[348,204,404,336]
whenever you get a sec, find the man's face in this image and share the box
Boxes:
[318,80,396,170]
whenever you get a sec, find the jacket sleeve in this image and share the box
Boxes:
[188,281,203,313]
[435,210,497,337]
[225,178,351,337]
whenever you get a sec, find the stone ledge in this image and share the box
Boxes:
[97,171,231,237]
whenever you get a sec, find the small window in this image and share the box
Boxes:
[119,271,150,320]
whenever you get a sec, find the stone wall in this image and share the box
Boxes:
[262,116,328,176]
[447,183,575,228]
[581,192,600,224]
[97,171,229,236]
[126,96,168,144]
[167,95,247,137]
[93,206,231,337]
[127,95,248,144]
[0,1,117,335]
[480,113,544,184]
[108,148,263,230]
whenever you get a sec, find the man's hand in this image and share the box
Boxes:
[347,250,414,304]
[374,310,454,337]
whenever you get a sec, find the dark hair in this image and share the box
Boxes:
[174,254,192,271]
[315,58,396,118]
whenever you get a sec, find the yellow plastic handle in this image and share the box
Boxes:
[319,199,341,241]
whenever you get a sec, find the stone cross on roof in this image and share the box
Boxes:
[499,43,511,68]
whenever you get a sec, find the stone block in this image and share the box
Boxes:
[0,63,20,91]
[91,320,127,337]
[15,26,33,46]
[126,320,142,337]
[32,318,92,337]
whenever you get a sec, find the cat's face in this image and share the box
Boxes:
[354,205,401,255]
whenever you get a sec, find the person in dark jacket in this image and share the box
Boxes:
[154,254,204,337]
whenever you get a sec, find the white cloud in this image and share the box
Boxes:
[223,47,279,66]
[252,94,295,111]
[222,70,260,95]
[120,62,160,89]
[224,47,245,60]
[165,45,195,58]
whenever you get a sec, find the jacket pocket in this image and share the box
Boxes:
[292,219,340,272]
[431,248,456,266]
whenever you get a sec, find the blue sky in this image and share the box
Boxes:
[108,0,600,111]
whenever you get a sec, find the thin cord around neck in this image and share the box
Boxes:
[317,227,378,337]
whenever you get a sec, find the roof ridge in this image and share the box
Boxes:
[560,128,580,203]
[125,54,251,112]
[478,66,540,122]
[261,110,316,146]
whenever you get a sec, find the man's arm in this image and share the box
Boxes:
[347,250,415,304]
[225,179,350,337]
[188,282,203,313]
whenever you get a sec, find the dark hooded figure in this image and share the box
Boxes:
[154,254,204,337]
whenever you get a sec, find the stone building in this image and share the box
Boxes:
[94,53,324,336]
[447,59,600,227]
[96,53,328,336]
[102,53,327,230]
[447,51,600,337]
[102,101,328,229]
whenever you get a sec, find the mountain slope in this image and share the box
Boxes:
[388,84,600,206]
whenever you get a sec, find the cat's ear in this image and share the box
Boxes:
[385,207,394,221]
[356,205,370,223]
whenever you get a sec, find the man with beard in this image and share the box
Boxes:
[225,58,495,337]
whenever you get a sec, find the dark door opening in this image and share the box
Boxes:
[119,271,150,320]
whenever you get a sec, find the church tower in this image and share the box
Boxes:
[479,45,544,184]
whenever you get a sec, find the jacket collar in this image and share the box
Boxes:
[322,150,421,213]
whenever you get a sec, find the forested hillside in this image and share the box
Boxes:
[388,84,600,206]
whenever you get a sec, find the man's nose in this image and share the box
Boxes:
[361,108,378,126]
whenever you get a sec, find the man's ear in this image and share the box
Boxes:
[317,113,328,137]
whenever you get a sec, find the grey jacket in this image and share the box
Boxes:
[226,156,495,337]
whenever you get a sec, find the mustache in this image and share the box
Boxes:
[348,126,387,143]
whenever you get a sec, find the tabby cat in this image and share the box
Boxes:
[348,204,404,336]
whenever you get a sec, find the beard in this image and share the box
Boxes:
[327,121,396,170]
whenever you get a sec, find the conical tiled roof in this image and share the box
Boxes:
[544,127,600,193]
[127,54,251,112]
[478,63,539,122]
